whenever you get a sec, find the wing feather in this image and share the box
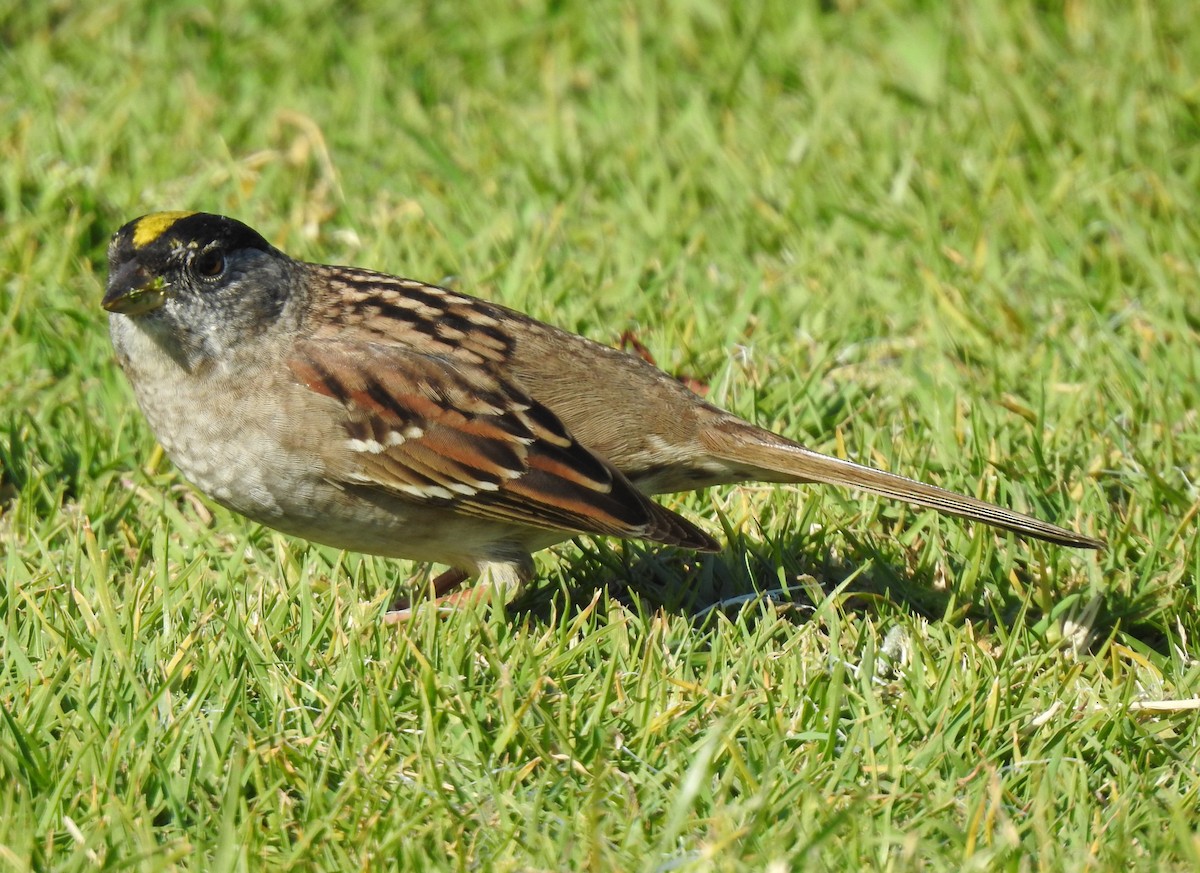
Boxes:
[288,338,717,551]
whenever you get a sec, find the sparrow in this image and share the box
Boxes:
[102,212,1103,615]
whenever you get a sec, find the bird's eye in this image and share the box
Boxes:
[194,249,226,279]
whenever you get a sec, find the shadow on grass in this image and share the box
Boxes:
[506,528,1171,654]
[509,528,957,628]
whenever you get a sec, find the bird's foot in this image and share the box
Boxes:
[383,560,529,623]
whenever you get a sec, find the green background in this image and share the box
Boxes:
[2,0,1198,869]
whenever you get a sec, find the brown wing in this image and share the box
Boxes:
[287,338,718,551]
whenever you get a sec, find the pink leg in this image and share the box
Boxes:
[384,567,472,623]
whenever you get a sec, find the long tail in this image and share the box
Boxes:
[700,423,1103,549]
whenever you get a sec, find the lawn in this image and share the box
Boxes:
[2,0,1199,869]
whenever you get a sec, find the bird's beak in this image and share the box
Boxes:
[102,261,168,316]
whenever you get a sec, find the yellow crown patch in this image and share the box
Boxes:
[132,211,197,248]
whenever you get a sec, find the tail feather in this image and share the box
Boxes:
[701,425,1103,550]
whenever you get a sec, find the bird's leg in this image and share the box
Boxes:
[383,559,531,623]
[385,567,471,622]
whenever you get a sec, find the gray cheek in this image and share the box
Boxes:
[204,260,298,340]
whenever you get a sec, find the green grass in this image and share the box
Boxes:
[2,0,1199,868]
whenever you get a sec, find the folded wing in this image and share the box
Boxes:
[288,338,718,551]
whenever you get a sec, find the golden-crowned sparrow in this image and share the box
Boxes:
[103,212,1102,613]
